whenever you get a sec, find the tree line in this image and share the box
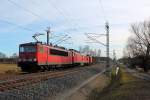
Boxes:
[0,52,18,64]
[0,46,104,64]
[79,45,101,57]
[123,19,150,72]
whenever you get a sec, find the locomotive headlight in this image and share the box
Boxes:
[22,59,26,61]
[33,58,37,62]
[28,59,32,61]
[18,58,22,62]
[23,59,26,62]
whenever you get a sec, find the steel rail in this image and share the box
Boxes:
[0,66,90,92]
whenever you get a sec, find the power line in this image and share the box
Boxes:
[85,33,106,46]
[56,36,71,45]
[48,0,73,29]
[85,22,110,68]
[6,0,54,34]
[0,18,35,32]
[7,0,47,21]
[53,35,68,44]
[48,0,104,35]
[47,0,78,45]
[48,0,70,22]
[48,0,81,32]
[98,0,108,22]
[98,0,110,68]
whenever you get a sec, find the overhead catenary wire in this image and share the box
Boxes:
[56,36,71,45]
[23,0,71,43]
[28,0,72,32]
[98,0,108,22]
[49,0,99,46]
[0,0,74,46]
[84,0,109,53]
[7,0,50,22]
[87,33,106,36]
[48,0,81,32]
[85,33,106,46]
[44,0,74,45]
[48,0,106,33]
[48,0,70,23]
[4,0,107,44]
[6,0,107,32]
[53,35,70,44]
[6,0,59,42]
[0,18,35,32]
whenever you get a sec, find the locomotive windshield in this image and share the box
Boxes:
[20,46,36,53]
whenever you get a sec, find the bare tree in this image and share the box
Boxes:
[126,20,150,72]
[10,53,18,58]
[97,49,101,57]
[79,45,90,55]
[0,52,6,58]
[79,45,102,57]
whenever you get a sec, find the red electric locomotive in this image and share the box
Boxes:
[18,42,93,72]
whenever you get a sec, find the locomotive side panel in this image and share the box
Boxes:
[37,45,72,66]
[72,52,83,64]
[37,44,48,65]
[47,48,72,65]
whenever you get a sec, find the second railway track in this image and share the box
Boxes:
[0,66,91,92]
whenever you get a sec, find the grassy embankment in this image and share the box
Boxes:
[89,66,150,100]
[0,64,20,74]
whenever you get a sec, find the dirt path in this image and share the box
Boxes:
[64,70,110,100]
[126,67,150,81]
[89,66,150,100]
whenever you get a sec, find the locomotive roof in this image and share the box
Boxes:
[20,42,37,46]
[20,42,88,54]
[69,49,80,53]
[20,42,69,52]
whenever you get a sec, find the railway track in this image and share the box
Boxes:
[0,66,91,92]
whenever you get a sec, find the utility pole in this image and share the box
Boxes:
[46,27,51,45]
[46,27,51,66]
[106,22,109,68]
[113,50,116,61]
[113,50,117,66]
[85,22,110,68]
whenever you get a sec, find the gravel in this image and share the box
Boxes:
[0,64,105,100]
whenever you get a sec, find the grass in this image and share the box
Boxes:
[0,64,20,74]
[88,66,150,100]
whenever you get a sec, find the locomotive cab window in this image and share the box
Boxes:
[20,46,36,53]
[50,49,68,56]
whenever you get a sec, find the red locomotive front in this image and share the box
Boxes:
[18,43,40,72]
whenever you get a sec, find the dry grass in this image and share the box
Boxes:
[0,64,20,74]
[89,67,150,100]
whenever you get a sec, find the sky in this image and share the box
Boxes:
[0,0,150,58]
